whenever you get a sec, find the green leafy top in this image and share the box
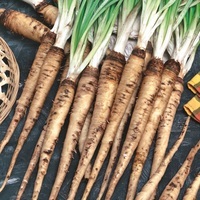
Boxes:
[114,0,142,54]
[67,0,123,80]
[172,3,200,63]
[138,0,177,49]
[52,0,78,49]
[119,0,140,29]
[153,0,186,58]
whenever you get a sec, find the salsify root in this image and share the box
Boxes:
[183,172,200,200]
[0,31,56,153]
[151,77,184,175]
[15,54,70,199]
[0,9,49,43]
[78,105,93,155]
[32,78,76,200]
[96,44,152,200]
[49,66,99,200]
[149,76,184,199]
[16,124,47,200]
[0,46,64,192]
[79,105,94,179]
[126,59,180,200]
[105,57,164,200]
[159,140,200,200]
[34,1,58,26]
[135,116,191,200]
[97,84,138,200]
[67,50,125,200]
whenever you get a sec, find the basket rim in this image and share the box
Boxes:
[0,36,20,124]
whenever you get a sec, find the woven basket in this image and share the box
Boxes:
[0,37,20,124]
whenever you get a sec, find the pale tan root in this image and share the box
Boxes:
[105,57,164,200]
[126,59,180,200]
[183,173,200,200]
[82,47,146,200]
[67,51,125,200]
[16,125,47,200]
[151,78,184,175]
[16,53,69,200]
[49,67,98,200]
[0,31,56,153]
[32,79,76,200]
[36,1,58,26]
[16,55,69,199]
[135,116,190,200]
[97,84,139,200]
[96,46,153,200]
[149,77,184,200]
[79,105,93,179]
[48,44,94,200]
[159,140,200,200]
[79,106,93,153]
[48,69,98,198]
[0,46,64,192]
[0,9,49,42]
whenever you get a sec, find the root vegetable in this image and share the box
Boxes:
[149,76,184,199]
[96,42,152,200]
[135,116,191,200]
[48,66,99,200]
[0,31,56,153]
[67,50,125,200]
[105,57,164,199]
[0,9,49,42]
[32,78,76,200]
[79,105,94,179]
[22,0,58,26]
[159,140,200,200]
[35,2,58,26]
[97,83,138,200]
[183,173,200,200]
[16,124,47,200]
[150,77,184,176]
[0,46,64,192]
[79,105,93,155]
[15,56,70,199]
[126,59,180,200]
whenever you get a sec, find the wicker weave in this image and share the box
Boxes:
[0,37,20,124]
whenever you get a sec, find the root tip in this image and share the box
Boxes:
[0,180,7,192]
